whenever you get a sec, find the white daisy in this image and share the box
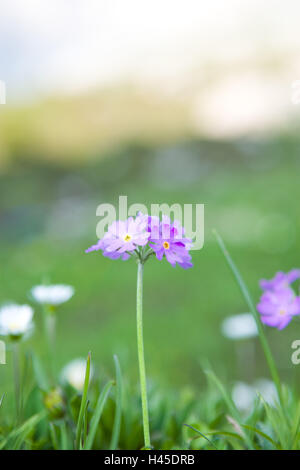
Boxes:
[31,284,74,306]
[221,313,258,340]
[61,358,94,391]
[0,304,34,338]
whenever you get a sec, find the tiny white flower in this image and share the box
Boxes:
[31,284,74,306]
[233,378,277,413]
[221,313,258,340]
[61,358,94,392]
[232,381,255,412]
[0,304,34,338]
[253,378,277,407]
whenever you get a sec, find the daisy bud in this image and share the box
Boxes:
[43,387,66,420]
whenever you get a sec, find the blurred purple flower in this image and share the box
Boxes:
[260,269,300,291]
[257,288,300,330]
[149,216,193,269]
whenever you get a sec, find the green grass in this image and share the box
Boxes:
[0,351,299,449]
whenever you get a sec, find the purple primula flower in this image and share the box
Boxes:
[86,212,193,269]
[85,215,150,260]
[257,288,300,330]
[260,269,300,291]
[149,216,193,269]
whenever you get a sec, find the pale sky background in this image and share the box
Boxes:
[1,0,300,99]
[1,0,300,135]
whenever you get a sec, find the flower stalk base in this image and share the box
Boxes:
[136,261,151,449]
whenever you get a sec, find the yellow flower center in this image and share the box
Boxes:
[279,308,286,316]
[124,234,132,242]
[163,241,170,250]
[8,322,20,332]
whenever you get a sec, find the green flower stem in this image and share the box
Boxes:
[46,313,56,352]
[75,352,91,450]
[136,261,151,449]
[12,341,21,422]
[213,230,284,406]
[43,306,56,381]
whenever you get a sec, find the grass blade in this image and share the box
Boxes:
[206,430,244,441]
[31,351,49,391]
[60,420,68,450]
[259,394,287,449]
[75,351,91,450]
[110,355,123,450]
[84,380,114,450]
[49,422,59,450]
[82,399,89,449]
[291,401,300,449]
[205,369,253,449]
[213,229,283,406]
[242,424,279,449]
[0,411,46,450]
[205,369,240,423]
[183,424,218,449]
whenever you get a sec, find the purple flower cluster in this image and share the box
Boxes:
[148,216,193,269]
[257,270,300,330]
[86,213,193,269]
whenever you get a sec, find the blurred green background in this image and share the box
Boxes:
[1,0,300,399]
